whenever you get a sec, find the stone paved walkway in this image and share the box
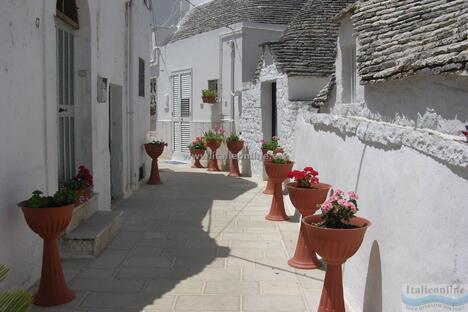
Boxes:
[33,163,326,312]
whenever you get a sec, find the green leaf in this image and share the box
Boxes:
[0,265,8,282]
[0,291,33,312]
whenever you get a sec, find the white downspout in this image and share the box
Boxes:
[218,36,223,125]
[229,40,235,131]
[125,0,136,192]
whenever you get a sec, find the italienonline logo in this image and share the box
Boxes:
[402,284,467,311]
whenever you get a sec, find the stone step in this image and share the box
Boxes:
[61,211,123,258]
[66,194,99,234]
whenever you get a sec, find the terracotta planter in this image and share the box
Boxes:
[286,182,331,269]
[302,215,371,312]
[18,201,75,306]
[227,140,244,177]
[144,143,165,184]
[190,149,206,168]
[206,139,221,172]
[263,161,294,221]
[261,148,284,194]
[72,186,91,205]
[202,95,217,104]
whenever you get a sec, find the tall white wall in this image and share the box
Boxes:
[295,110,468,312]
[291,16,468,312]
[0,0,152,288]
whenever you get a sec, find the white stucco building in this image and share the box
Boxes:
[291,1,468,311]
[240,0,354,178]
[154,0,307,161]
[0,0,153,288]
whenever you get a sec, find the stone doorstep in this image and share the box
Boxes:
[61,211,123,258]
[66,193,99,234]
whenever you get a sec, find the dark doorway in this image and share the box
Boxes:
[271,82,277,137]
[109,84,124,200]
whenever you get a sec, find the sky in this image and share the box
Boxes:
[151,0,213,27]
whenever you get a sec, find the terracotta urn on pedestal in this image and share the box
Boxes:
[144,143,165,184]
[206,139,221,171]
[190,149,205,168]
[263,161,294,221]
[261,148,284,194]
[18,202,75,306]
[202,95,217,104]
[302,215,371,312]
[286,182,331,269]
[227,140,244,177]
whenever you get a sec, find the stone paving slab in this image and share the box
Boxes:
[33,163,328,312]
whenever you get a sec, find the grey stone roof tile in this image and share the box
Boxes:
[267,0,355,76]
[170,0,307,42]
[353,0,468,83]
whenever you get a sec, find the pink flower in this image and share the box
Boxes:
[321,201,332,213]
[334,189,344,196]
[347,201,357,212]
[260,139,266,144]
[338,199,348,207]
[348,191,358,200]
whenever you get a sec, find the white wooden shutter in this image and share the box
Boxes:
[172,72,191,153]
[172,75,181,118]
[180,74,191,117]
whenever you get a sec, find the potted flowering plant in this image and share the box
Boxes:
[203,127,225,171]
[286,167,331,269]
[263,152,293,221]
[226,132,244,177]
[302,190,371,312]
[261,137,283,194]
[202,89,217,104]
[260,136,283,157]
[65,165,93,204]
[18,190,78,306]
[188,137,207,168]
[144,139,168,184]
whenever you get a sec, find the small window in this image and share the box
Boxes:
[341,42,357,104]
[150,78,157,94]
[208,79,218,93]
[56,0,79,28]
[139,58,145,97]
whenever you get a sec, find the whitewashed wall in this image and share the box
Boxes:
[156,23,285,156]
[240,56,325,179]
[0,0,152,288]
[291,17,468,312]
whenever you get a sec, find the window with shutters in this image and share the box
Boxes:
[172,72,192,153]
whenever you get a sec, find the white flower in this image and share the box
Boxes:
[267,150,274,156]
[275,153,283,158]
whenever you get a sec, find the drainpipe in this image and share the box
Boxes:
[125,0,136,191]
[42,0,49,193]
[217,37,223,126]
[229,40,235,131]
